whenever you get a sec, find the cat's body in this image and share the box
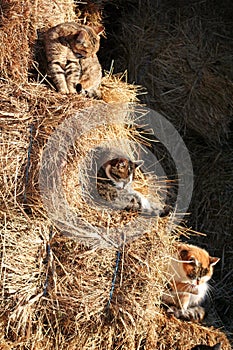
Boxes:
[191,343,221,350]
[163,243,219,322]
[97,158,156,214]
[44,22,103,97]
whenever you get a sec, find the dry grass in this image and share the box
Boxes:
[0,81,231,349]
[0,210,231,350]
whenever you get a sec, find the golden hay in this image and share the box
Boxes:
[32,0,77,31]
[0,78,140,226]
[0,0,34,82]
[0,82,231,348]
[0,209,231,350]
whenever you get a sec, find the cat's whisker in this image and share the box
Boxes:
[170,257,193,264]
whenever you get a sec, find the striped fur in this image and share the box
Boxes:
[44,22,103,96]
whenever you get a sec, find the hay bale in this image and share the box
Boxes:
[0,83,231,348]
[0,201,172,348]
[1,209,231,349]
[146,312,231,349]
[104,1,233,144]
[33,0,77,31]
[0,0,34,82]
[37,101,170,248]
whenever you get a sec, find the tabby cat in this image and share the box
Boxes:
[97,157,157,215]
[163,243,220,322]
[44,22,103,97]
[191,343,221,350]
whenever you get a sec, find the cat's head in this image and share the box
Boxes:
[70,25,104,58]
[177,244,220,286]
[103,158,143,189]
[191,342,221,350]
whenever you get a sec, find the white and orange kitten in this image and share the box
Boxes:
[163,243,220,322]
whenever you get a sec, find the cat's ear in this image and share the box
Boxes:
[178,245,197,264]
[179,249,190,261]
[177,244,189,260]
[92,25,105,36]
[209,257,220,266]
[76,30,87,43]
[134,160,144,169]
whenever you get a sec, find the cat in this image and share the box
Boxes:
[162,243,220,322]
[96,157,158,215]
[44,22,103,97]
[191,343,221,350]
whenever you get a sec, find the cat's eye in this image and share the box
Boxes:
[201,268,208,277]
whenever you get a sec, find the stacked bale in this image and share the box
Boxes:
[0,210,231,349]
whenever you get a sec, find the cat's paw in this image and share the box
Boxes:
[166,305,179,315]
[168,305,205,322]
[159,205,172,217]
[84,88,102,99]
[124,197,141,212]
[75,83,82,93]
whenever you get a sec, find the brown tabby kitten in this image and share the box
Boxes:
[44,22,103,96]
[191,343,221,350]
[97,158,155,214]
[163,243,220,322]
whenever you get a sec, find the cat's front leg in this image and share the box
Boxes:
[163,290,191,310]
[48,62,69,94]
[66,60,82,94]
[165,291,205,322]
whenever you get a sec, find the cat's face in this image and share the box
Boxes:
[103,158,143,189]
[191,342,221,350]
[178,244,220,286]
[69,25,103,58]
